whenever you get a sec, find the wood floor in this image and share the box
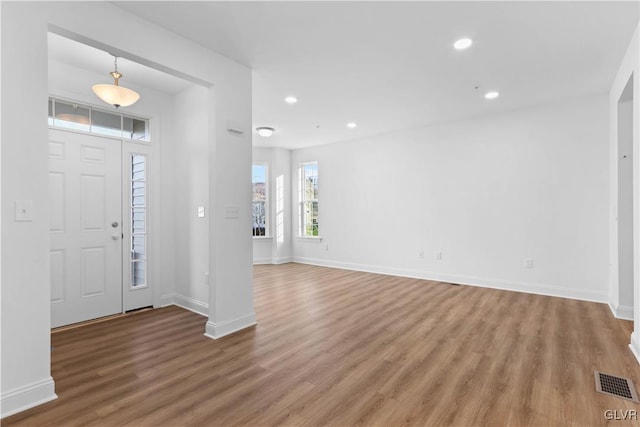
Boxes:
[4,263,640,426]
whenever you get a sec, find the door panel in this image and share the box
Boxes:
[49,129,122,328]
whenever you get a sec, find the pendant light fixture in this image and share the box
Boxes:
[92,56,140,108]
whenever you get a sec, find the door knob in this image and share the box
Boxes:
[111,234,119,240]
[111,221,119,228]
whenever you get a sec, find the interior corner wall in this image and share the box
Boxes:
[252,147,292,264]
[291,94,609,303]
[171,85,210,314]
[610,22,640,362]
[1,1,253,417]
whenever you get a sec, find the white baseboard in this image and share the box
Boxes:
[174,294,208,317]
[608,301,634,321]
[630,332,640,365]
[253,256,293,265]
[1,377,57,419]
[159,293,176,307]
[293,257,608,303]
[204,312,257,340]
[159,293,208,317]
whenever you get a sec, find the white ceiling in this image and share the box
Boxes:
[48,32,194,95]
[54,2,639,149]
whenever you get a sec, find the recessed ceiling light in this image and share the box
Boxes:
[484,91,499,100]
[454,38,473,50]
[347,122,357,129]
[285,96,298,104]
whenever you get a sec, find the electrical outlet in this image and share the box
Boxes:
[435,251,442,261]
[525,258,534,269]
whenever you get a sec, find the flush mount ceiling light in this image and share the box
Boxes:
[485,91,500,100]
[92,56,140,109]
[284,96,298,104]
[347,122,357,129]
[454,38,473,50]
[256,127,275,137]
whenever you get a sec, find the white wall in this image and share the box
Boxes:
[617,94,634,318]
[291,94,609,302]
[1,4,52,417]
[171,85,210,314]
[1,1,253,418]
[252,147,292,264]
[609,22,640,362]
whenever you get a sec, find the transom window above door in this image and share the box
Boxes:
[48,97,150,141]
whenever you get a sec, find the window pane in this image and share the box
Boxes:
[131,260,146,287]
[132,235,145,258]
[132,155,145,181]
[133,119,149,140]
[48,97,151,143]
[130,154,147,288]
[53,100,90,132]
[132,185,145,207]
[132,207,145,234]
[92,109,122,138]
[252,201,266,236]
[300,162,319,236]
[252,164,268,236]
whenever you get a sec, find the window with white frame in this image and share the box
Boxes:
[252,164,268,236]
[48,97,150,141]
[130,154,147,288]
[299,161,319,236]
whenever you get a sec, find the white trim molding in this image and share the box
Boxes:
[253,256,293,266]
[609,302,635,321]
[204,313,257,340]
[159,293,177,307]
[293,257,608,304]
[159,293,208,317]
[174,295,209,317]
[1,377,57,419]
[630,332,640,364]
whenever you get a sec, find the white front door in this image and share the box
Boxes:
[49,129,123,328]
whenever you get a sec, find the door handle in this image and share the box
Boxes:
[111,234,119,240]
[112,221,119,228]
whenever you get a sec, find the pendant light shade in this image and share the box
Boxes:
[92,56,140,108]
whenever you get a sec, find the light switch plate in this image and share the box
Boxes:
[197,206,205,218]
[224,205,240,219]
[15,200,33,222]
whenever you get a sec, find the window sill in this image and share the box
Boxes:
[253,236,273,240]
[296,236,323,242]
